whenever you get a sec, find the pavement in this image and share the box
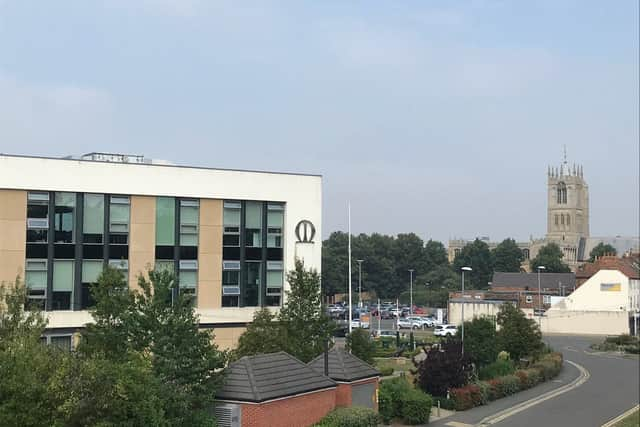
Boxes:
[426,335,640,427]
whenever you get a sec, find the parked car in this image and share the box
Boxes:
[350,319,370,329]
[373,330,397,340]
[407,316,433,329]
[388,308,401,318]
[397,318,421,329]
[434,324,458,337]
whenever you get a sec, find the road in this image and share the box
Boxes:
[429,335,639,427]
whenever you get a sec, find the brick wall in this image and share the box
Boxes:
[335,384,351,407]
[240,388,336,427]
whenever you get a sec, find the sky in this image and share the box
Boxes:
[1,1,638,243]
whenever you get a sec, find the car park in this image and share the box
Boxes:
[434,324,458,337]
[397,318,421,329]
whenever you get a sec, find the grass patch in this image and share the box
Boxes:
[374,357,413,373]
[613,408,639,427]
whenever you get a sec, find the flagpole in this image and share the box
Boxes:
[348,202,353,335]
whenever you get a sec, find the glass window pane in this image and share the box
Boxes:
[53,260,74,291]
[245,202,262,228]
[155,260,175,273]
[55,192,76,207]
[26,271,47,290]
[180,234,198,246]
[180,271,197,288]
[267,270,283,287]
[223,207,240,227]
[110,204,129,224]
[180,206,198,225]
[244,262,261,307]
[83,194,104,235]
[267,210,283,228]
[156,197,175,246]
[82,260,103,283]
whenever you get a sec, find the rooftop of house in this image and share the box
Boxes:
[308,348,380,382]
[575,254,640,280]
[491,272,576,291]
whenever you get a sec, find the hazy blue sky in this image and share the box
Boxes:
[1,1,638,243]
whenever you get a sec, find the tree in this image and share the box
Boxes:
[496,303,543,361]
[424,239,449,272]
[589,243,617,262]
[321,231,349,296]
[493,238,524,273]
[279,260,335,362]
[453,239,495,289]
[80,267,226,427]
[346,328,376,365]
[233,308,283,360]
[413,340,472,397]
[456,317,497,367]
[530,243,571,273]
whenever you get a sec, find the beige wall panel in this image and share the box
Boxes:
[0,189,27,220]
[211,326,246,351]
[129,196,156,290]
[198,199,222,310]
[0,190,26,286]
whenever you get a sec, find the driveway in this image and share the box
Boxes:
[429,335,639,427]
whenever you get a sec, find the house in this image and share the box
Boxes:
[308,347,380,410]
[215,352,337,427]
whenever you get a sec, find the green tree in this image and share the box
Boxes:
[80,267,226,427]
[588,242,617,262]
[456,316,497,367]
[321,231,349,296]
[424,239,449,272]
[346,328,376,365]
[453,239,495,289]
[496,303,543,361]
[493,238,524,272]
[530,243,571,273]
[279,260,335,362]
[233,308,283,360]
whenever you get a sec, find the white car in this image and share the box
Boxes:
[351,319,370,329]
[434,324,458,337]
[407,317,433,329]
[397,318,421,329]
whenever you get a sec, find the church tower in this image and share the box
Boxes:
[546,149,589,242]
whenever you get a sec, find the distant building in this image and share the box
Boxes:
[448,153,639,270]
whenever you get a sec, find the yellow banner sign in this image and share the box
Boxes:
[600,283,621,292]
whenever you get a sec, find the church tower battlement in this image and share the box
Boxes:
[546,148,589,242]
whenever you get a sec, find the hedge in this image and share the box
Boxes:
[379,377,432,425]
[451,352,563,411]
[400,389,432,425]
[314,407,379,427]
[478,359,515,380]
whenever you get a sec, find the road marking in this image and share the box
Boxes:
[476,360,590,426]
[445,422,474,427]
[601,405,639,427]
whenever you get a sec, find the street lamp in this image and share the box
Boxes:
[357,259,364,308]
[408,269,415,316]
[425,282,430,308]
[460,267,472,356]
[537,266,546,329]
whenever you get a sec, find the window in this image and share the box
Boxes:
[223,201,241,247]
[244,261,261,306]
[156,197,176,246]
[522,248,530,260]
[155,260,175,274]
[267,204,284,248]
[108,259,129,282]
[543,295,551,304]
[27,192,49,243]
[525,295,533,304]
[81,260,103,309]
[180,199,199,246]
[566,215,570,226]
[555,214,559,226]
[54,193,76,243]
[83,194,104,243]
[179,260,197,304]
[44,335,73,351]
[245,202,262,248]
[109,196,130,244]
[266,261,283,306]
[557,182,567,204]
[561,214,565,225]
[53,260,74,310]
[25,259,47,310]
[222,261,240,307]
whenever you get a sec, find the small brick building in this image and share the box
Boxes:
[215,352,337,427]
[308,348,380,411]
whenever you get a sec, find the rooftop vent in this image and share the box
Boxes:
[80,152,148,164]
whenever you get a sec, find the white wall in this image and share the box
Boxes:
[448,301,504,325]
[539,310,629,335]
[555,270,630,312]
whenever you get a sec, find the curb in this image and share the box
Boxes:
[476,360,590,426]
[601,405,639,427]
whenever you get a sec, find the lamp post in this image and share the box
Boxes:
[409,269,414,316]
[357,259,364,308]
[425,282,430,308]
[537,266,546,330]
[461,267,472,356]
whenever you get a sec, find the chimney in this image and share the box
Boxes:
[323,340,329,377]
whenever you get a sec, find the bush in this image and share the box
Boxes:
[432,396,456,410]
[380,377,411,418]
[498,375,521,396]
[624,344,640,354]
[486,378,502,400]
[451,384,483,410]
[379,366,394,377]
[605,334,638,346]
[399,389,432,425]
[413,340,472,397]
[346,329,376,365]
[478,359,515,380]
[315,407,380,427]
[497,350,510,361]
[378,386,394,424]
[456,317,498,367]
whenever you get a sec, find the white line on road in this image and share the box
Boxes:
[476,360,590,426]
[601,405,639,427]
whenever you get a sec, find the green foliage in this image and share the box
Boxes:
[530,243,571,273]
[314,407,380,427]
[279,260,335,362]
[589,242,617,262]
[493,238,525,272]
[453,239,495,289]
[346,328,376,365]
[378,385,395,424]
[496,303,543,361]
[457,316,497,367]
[0,278,47,344]
[497,350,510,361]
[451,384,483,410]
[379,377,431,425]
[432,396,456,410]
[399,389,432,425]
[233,308,282,360]
[478,359,515,380]
[413,340,473,397]
[379,366,394,376]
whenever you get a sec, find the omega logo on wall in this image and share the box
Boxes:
[295,220,316,243]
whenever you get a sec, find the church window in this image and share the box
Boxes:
[561,214,565,225]
[555,215,559,226]
[557,182,567,204]
[566,215,570,226]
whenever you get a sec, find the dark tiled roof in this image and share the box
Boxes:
[492,272,575,291]
[216,352,336,403]
[308,348,380,382]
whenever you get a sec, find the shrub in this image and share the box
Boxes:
[497,350,510,361]
[378,386,394,424]
[605,334,638,346]
[496,303,544,361]
[475,381,490,405]
[413,340,473,397]
[399,389,432,425]
[456,317,498,367]
[379,366,394,377]
[346,329,376,365]
[451,384,483,411]
[478,359,515,380]
[486,378,502,400]
[315,407,380,427]
[380,377,411,418]
[624,344,640,354]
[498,375,520,396]
[432,396,456,410]
[524,368,541,387]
